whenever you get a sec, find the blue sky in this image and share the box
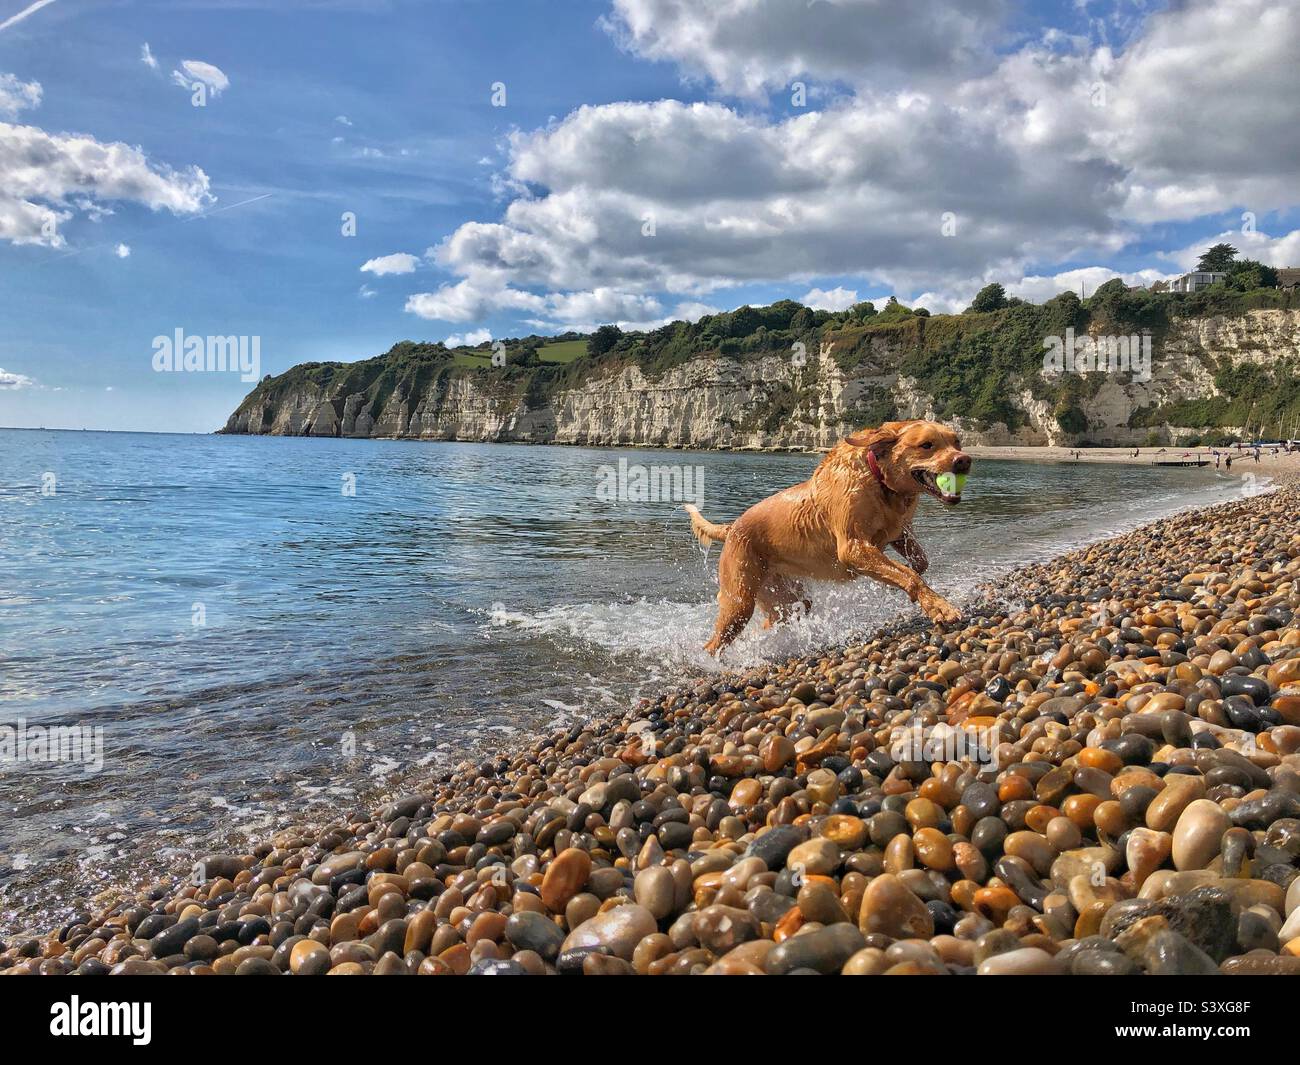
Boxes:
[2,0,1298,432]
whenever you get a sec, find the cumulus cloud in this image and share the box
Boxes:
[0,72,41,116]
[0,121,212,247]
[801,286,858,312]
[444,328,492,347]
[537,298,721,334]
[544,287,663,325]
[902,266,1180,316]
[958,0,1300,224]
[140,43,158,70]
[405,275,546,322]
[672,301,721,322]
[114,242,130,258]
[359,251,419,276]
[1164,227,1300,272]
[0,367,35,389]
[900,266,1178,316]
[431,95,1122,300]
[414,0,1297,328]
[1010,267,1172,303]
[602,0,1008,96]
[172,60,229,98]
[404,274,709,332]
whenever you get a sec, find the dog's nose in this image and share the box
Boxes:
[952,453,972,474]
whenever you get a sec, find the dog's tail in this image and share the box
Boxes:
[684,504,730,547]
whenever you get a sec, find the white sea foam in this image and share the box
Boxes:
[481,475,1237,670]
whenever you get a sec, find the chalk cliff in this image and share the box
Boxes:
[221,308,1300,449]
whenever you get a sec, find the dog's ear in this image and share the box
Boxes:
[845,425,900,455]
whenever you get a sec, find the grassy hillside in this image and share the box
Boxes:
[230,282,1300,438]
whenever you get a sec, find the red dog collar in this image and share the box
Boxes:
[866,448,890,492]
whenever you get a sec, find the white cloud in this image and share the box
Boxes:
[602,0,1008,97]
[404,275,710,332]
[801,286,858,312]
[903,266,1179,316]
[359,251,418,276]
[414,0,1298,326]
[335,114,352,126]
[1007,267,1173,303]
[0,73,41,116]
[671,301,720,322]
[358,283,376,298]
[1,367,35,389]
[114,242,130,258]
[172,60,229,98]
[0,121,212,247]
[0,0,57,35]
[432,95,1121,301]
[964,0,1300,224]
[524,298,722,334]
[405,276,546,322]
[140,43,158,70]
[444,328,492,347]
[1164,227,1300,272]
[545,287,663,325]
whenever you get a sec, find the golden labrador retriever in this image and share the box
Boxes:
[686,419,970,654]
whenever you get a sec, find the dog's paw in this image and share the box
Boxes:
[920,593,961,625]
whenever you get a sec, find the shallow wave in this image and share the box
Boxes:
[481,473,1246,671]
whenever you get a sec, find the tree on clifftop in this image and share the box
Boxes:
[968,283,1008,313]
[588,324,623,357]
[1226,259,1278,291]
[1196,243,1237,272]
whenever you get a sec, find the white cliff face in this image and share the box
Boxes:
[222,309,1300,448]
[548,353,863,450]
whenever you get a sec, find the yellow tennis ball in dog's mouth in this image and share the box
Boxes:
[935,472,967,497]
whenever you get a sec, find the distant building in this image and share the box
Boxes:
[1170,271,1227,293]
[1148,280,1170,293]
[1276,268,1300,291]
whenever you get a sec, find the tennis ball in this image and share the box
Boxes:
[935,472,967,496]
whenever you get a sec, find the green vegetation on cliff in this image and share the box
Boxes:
[228,280,1300,437]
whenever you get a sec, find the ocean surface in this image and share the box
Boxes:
[0,428,1248,932]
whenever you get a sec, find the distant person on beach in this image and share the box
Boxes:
[1215,452,1221,468]
[1226,454,1233,470]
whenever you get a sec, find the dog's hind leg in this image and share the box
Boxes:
[757,574,811,630]
[704,537,763,655]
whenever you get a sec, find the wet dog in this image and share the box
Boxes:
[685,420,970,654]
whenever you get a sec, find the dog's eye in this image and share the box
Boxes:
[920,442,934,450]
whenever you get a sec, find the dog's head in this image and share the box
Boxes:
[845,419,972,505]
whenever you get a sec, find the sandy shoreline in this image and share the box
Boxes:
[969,443,1300,473]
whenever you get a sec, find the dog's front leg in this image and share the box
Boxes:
[838,537,960,624]
[890,526,928,576]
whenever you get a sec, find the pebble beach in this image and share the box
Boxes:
[5,482,1300,976]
